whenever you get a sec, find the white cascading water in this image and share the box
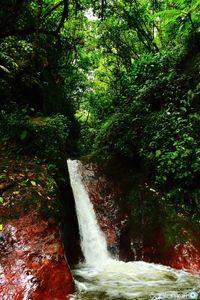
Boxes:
[67,159,111,266]
[67,159,200,300]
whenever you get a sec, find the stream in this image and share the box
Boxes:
[67,159,200,300]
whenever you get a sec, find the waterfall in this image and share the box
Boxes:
[67,159,200,300]
[67,159,111,266]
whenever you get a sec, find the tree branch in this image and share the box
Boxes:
[101,0,105,20]
[187,13,196,29]
[121,7,158,52]
[55,0,69,34]
[42,1,63,19]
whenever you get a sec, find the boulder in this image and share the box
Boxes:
[0,211,74,300]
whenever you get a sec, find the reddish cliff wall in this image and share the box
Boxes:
[80,160,200,275]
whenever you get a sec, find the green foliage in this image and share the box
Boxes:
[84,46,184,155]
[34,114,70,166]
[78,124,97,156]
[0,0,200,219]
[154,0,200,45]
[140,108,200,204]
[0,111,70,177]
[0,110,31,141]
[0,0,89,118]
[94,111,143,158]
[80,30,200,216]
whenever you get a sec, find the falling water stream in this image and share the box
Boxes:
[67,160,200,300]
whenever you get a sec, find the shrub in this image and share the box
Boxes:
[0,111,70,178]
[140,108,200,207]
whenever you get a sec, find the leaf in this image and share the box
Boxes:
[0,197,4,203]
[156,150,161,157]
[13,191,20,195]
[48,164,56,169]
[0,65,10,74]
[21,179,29,186]
[20,130,28,141]
[0,224,3,231]
[19,173,25,177]
[0,174,6,180]
[31,180,36,186]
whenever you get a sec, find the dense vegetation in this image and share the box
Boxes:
[0,1,200,222]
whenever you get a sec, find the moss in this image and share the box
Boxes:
[0,142,62,225]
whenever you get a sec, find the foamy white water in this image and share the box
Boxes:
[67,159,200,300]
[67,159,111,267]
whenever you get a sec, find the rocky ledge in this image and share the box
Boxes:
[0,144,74,299]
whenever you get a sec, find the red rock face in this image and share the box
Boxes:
[141,227,200,275]
[0,211,74,300]
[158,237,200,275]
[80,160,200,275]
[79,162,127,256]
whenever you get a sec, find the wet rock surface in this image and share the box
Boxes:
[0,212,74,300]
[80,159,200,274]
[0,144,75,299]
[79,162,126,257]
